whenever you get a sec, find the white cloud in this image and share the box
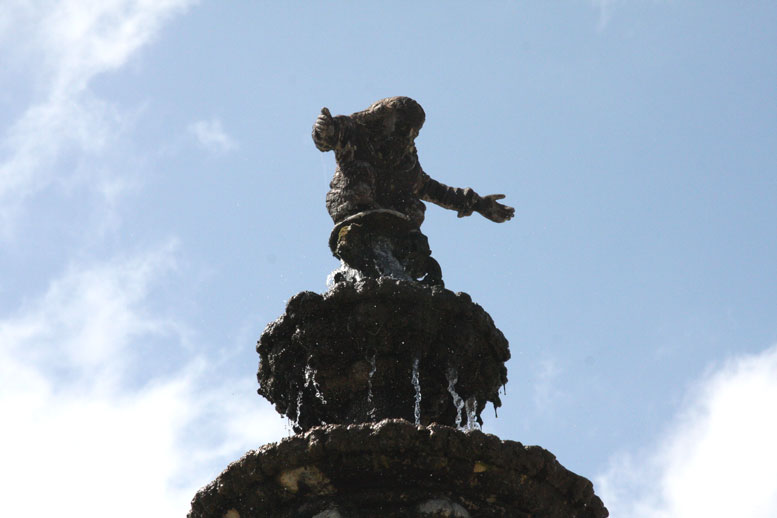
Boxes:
[188,118,239,153]
[0,244,286,517]
[42,0,194,92]
[597,345,777,518]
[0,0,195,236]
[0,6,284,514]
[1,241,180,378]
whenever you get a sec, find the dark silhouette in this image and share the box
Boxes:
[313,97,514,286]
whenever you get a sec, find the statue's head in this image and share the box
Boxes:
[358,96,425,139]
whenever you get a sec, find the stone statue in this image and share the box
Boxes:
[313,96,514,287]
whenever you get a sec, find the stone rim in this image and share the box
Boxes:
[188,419,608,518]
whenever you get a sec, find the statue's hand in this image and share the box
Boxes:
[313,107,337,151]
[477,194,515,223]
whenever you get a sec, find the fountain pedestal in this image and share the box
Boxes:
[188,96,608,517]
[188,278,608,517]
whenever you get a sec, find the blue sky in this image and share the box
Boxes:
[1,2,776,516]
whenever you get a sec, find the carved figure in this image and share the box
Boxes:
[313,97,514,286]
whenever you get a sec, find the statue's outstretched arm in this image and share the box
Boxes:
[418,172,514,223]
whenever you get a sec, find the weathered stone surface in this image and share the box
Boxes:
[188,419,608,518]
[257,278,509,432]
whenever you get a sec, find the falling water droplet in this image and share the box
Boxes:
[446,367,465,429]
[412,357,422,425]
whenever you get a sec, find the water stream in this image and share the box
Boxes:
[294,388,303,429]
[366,350,377,419]
[446,367,465,429]
[373,237,413,281]
[326,260,364,287]
[304,363,327,405]
[464,397,480,431]
[411,357,422,425]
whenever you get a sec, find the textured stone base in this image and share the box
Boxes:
[188,419,608,518]
[257,279,509,432]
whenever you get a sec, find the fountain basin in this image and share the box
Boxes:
[257,278,509,432]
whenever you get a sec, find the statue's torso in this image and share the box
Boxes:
[327,127,426,227]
